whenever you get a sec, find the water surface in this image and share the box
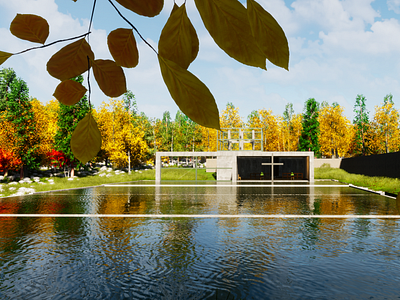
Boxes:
[0,184,399,299]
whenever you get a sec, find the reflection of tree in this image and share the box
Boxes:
[217,218,275,283]
[352,218,371,253]
[377,219,398,259]
[95,192,149,280]
[210,187,275,287]
[156,187,200,278]
[159,218,198,272]
[299,195,322,250]
[0,201,21,255]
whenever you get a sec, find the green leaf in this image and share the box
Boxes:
[107,28,139,68]
[92,59,127,98]
[115,0,164,17]
[194,0,266,69]
[0,51,13,65]
[159,3,199,69]
[158,55,220,130]
[47,38,94,81]
[10,14,49,44]
[53,80,87,106]
[70,112,102,164]
[247,0,289,70]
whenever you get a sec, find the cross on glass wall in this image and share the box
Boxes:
[261,154,283,182]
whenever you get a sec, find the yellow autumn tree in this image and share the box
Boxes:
[95,99,148,168]
[318,104,354,157]
[247,109,280,151]
[0,111,19,156]
[220,102,243,128]
[30,99,59,163]
[218,102,244,150]
[199,126,218,152]
[367,95,400,154]
[280,114,302,151]
[278,103,303,151]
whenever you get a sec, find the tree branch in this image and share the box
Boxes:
[13,32,91,56]
[107,0,158,55]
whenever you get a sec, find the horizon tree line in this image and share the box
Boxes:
[1,68,400,176]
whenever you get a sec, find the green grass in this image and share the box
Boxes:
[3,165,398,198]
[160,168,216,181]
[315,166,400,195]
[0,168,215,198]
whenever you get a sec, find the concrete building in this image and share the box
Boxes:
[155,151,314,184]
[155,128,314,184]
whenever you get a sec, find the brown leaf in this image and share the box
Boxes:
[92,59,127,97]
[71,112,102,164]
[0,51,13,66]
[47,38,94,81]
[159,3,199,69]
[10,14,49,44]
[159,55,220,129]
[247,0,289,70]
[194,0,266,69]
[53,80,87,106]
[107,28,139,68]
[115,0,164,17]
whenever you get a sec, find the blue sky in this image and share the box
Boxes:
[1,0,400,122]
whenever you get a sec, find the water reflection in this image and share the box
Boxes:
[0,185,399,298]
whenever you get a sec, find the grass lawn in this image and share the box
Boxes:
[1,165,398,198]
[315,166,400,195]
[0,168,216,198]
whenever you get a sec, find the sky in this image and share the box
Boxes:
[1,0,400,122]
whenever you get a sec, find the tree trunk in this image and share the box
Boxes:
[385,132,389,153]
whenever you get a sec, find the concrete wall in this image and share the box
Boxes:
[340,152,400,178]
[206,158,217,172]
[216,151,236,181]
[315,158,342,168]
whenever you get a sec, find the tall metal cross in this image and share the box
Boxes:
[261,154,283,183]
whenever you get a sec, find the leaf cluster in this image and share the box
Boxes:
[0,0,289,164]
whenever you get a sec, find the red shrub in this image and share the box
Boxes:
[0,149,22,173]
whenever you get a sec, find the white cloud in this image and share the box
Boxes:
[319,18,400,54]
[291,0,379,33]
[388,0,400,14]
[2,0,400,121]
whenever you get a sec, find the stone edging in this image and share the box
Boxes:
[348,183,397,199]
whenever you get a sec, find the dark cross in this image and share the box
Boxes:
[261,154,283,182]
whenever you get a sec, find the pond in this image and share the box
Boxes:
[0,183,399,299]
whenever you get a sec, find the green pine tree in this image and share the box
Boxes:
[353,94,369,156]
[299,98,320,154]
[54,75,91,176]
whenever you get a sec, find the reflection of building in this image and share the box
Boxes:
[155,127,314,183]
